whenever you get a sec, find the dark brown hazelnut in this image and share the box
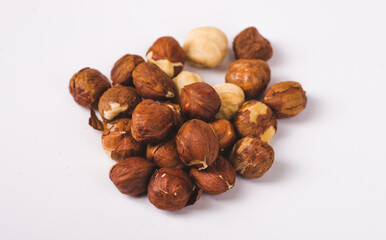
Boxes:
[209,119,237,151]
[146,136,185,168]
[111,54,145,86]
[159,102,185,128]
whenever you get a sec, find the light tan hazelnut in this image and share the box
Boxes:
[213,83,245,120]
[172,71,203,98]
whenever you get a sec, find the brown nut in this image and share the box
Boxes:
[233,27,273,61]
[146,36,185,78]
[132,62,177,101]
[209,119,237,151]
[131,99,174,144]
[176,119,219,170]
[159,103,185,128]
[225,59,270,99]
[213,83,245,120]
[146,136,185,168]
[263,81,307,119]
[190,155,236,195]
[234,100,277,142]
[229,137,274,179]
[172,71,204,99]
[111,54,145,86]
[180,82,221,122]
[69,68,110,108]
[109,157,156,196]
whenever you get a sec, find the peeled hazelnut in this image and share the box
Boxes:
[180,82,221,122]
[229,137,274,179]
[213,83,245,120]
[109,157,156,196]
[69,68,110,108]
[172,71,204,99]
[263,81,307,119]
[233,27,273,61]
[146,36,185,78]
[225,59,270,99]
[176,119,219,170]
[234,100,277,142]
[209,119,237,151]
[159,103,185,128]
[183,27,228,68]
[131,99,174,144]
[111,54,145,86]
[146,136,185,168]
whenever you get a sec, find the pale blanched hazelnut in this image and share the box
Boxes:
[172,71,204,98]
[213,83,245,120]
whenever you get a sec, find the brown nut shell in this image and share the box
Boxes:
[209,119,237,151]
[159,102,185,128]
[233,27,273,61]
[111,54,145,86]
[146,136,185,168]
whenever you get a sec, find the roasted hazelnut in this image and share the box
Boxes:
[180,82,221,122]
[131,99,174,144]
[148,167,194,211]
[146,136,185,168]
[146,36,185,78]
[234,100,277,142]
[111,54,145,86]
[172,71,204,99]
[132,62,177,101]
[109,157,156,196]
[98,84,141,121]
[213,83,245,120]
[263,81,307,119]
[233,27,273,61]
[69,68,110,108]
[230,137,274,179]
[209,119,237,151]
[225,59,270,99]
[159,102,185,128]
[183,27,228,68]
[176,119,219,170]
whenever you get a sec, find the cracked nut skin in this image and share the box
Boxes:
[172,71,204,99]
[233,27,273,61]
[209,119,237,151]
[132,62,177,101]
[131,99,174,144]
[225,59,270,99]
[176,119,219,170]
[146,136,185,168]
[213,83,245,120]
[263,81,307,119]
[229,137,274,179]
[159,102,185,129]
[234,100,277,142]
[146,36,185,78]
[180,82,221,122]
[109,157,156,196]
[69,68,110,108]
[147,167,194,211]
[190,155,236,195]
[111,54,145,86]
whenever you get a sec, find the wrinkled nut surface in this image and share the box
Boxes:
[213,83,245,120]
[109,157,156,196]
[229,137,274,179]
[180,82,221,122]
[159,102,185,128]
[147,136,185,168]
[176,119,219,170]
[234,100,277,142]
[263,81,307,119]
[69,68,110,108]
[146,36,185,78]
[111,54,145,86]
[209,119,237,151]
[233,26,273,61]
[172,71,204,98]
[183,27,228,68]
[132,62,177,101]
[225,59,270,99]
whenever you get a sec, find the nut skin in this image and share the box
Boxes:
[176,119,219,170]
[234,100,277,143]
[111,54,145,86]
[233,27,273,61]
[146,36,185,78]
[159,102,185,128]
[229,137,274,179]
[263,81,307,119]
[225,59,271,99]
[213,83,245,120]
[209,119,237,151]
[109,157,156,196]
[180,82,221,122]
[132,62,177,101]
[172,71,204,99]
[69,68,110,108]
[146,136,185,168]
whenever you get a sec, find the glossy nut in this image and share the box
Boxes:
[209,119,237,151]
[146,136,185,168]
[111,54,145,86]
[213,83,245,120]
[159,102,185,128]
[172,71,204,98]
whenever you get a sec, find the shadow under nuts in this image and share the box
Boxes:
[146,136,185,168]
[111,54,145,86]
[209,119,237,151]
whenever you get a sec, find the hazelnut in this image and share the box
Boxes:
[233,27,273,61]
[111,54,145,86]
[209,119,237,151]
[69,67,110,108]
[109,157,156,196]
[176,119,219,170]
[131,99,174,144]
[180,82,221,122]
[263,81,307,119]
[147,167,194,211]
[225,59,270,99]
[190,155,236,195]
[213,83,245,120]
[159,102,185,128]
[132,62,177,101]
[98,84,141,121]
[183,27,228,68]
[146,136,185,168]
[172,71,204,99]
[229,137,274,179]
[146,36,185,78]
[234,100,277,142]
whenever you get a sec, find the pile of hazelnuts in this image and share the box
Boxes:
[69,26,307,211]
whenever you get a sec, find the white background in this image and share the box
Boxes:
[1,0,386,239]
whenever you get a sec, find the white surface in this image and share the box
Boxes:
[1,0,386,239]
